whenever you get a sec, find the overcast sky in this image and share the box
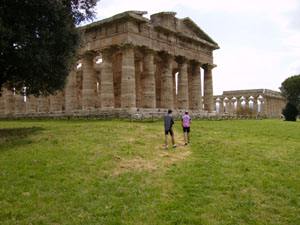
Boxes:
[93,0,300,95]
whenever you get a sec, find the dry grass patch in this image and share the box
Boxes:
[112,147,192,176]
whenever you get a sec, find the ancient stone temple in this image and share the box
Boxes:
[0,11,219,118]
[214,89,286,117]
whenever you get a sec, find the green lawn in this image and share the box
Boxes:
[0,118,299,225]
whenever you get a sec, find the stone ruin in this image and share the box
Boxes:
[214,89,286,117]
[0,11,219,118]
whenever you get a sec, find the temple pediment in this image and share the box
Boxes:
[181,17,219,47]
[150,12,219,49]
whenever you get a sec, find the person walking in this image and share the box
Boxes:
[182,111,191,145]
[164,109,177,150]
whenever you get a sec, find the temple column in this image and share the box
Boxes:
[172,70,177,109]
[112,53,122,108]
[274,99,277,116]
[65,68,77,112]
[189,61,202,110]
[121,46,136,108]
[224,99,229,114]
[245,97,249,108]
[101,49,114,108]
[93,56,101,109]
[82,53,96,110]
[219,98,224,114]
[160,54,173,109]
[278,99,282,116]
[214,99,217,113]
[271,98,274,116]
[276,99,280,116]
[76,69,83,110]
[271,98,275,116]
[36,96,49,113]
[50,92,63,112]
[15,88,25,114]
[26,95,37,113]
[264,97,268,116]
[228,99,233,116]
[177,58,189,110]
[203,64,215,112]
[5,89,15,115]
[268,98,272,116]
[135,59,142,108]
[236,97,242,114]
[277,99,281,116]
[142,51,156,108]
[154,58,162,108]
[253,97,258,115]
[261,97,268,116]
[0,89,5,115]
[95,68,101,109]
[232,99,237,115]
[274,98,279,117]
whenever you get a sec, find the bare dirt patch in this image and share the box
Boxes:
[112,148,192,176]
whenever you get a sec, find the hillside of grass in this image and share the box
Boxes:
[0,119,299,224]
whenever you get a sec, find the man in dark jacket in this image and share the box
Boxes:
[164,109,177,150]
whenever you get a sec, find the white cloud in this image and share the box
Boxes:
[282,31,300,48]
[287,60,300,75]
[96,0,297,21]
[213,46,286,94]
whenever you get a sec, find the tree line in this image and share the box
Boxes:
[280,75,300,121]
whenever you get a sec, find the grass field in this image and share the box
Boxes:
[0,118,300,225]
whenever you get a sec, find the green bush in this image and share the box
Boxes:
[282,102,299,121]
[236,105,255,116]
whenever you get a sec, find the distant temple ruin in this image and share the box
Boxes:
[214,89,285,117]
[0,11,219,118]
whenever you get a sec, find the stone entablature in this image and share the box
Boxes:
[0,11,219,118]
[214,89,286,117]
[80,11,219,64]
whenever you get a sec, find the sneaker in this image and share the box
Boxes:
[166,146,169,150]
[184,143,187,146]
[188,142,190,144]
[173,144,177,148]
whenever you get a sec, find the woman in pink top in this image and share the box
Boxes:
[181,111,191,145]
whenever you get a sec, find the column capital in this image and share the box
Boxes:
[82,51,97,60]
[229,98,236,103]
[189,60,203,67]
[202,63,217,70]
[120,44,135,50]
[158,52,174,63]
[101,47,118,58]
[138,47,156,56]
[175,56,188,65]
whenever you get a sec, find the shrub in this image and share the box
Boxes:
[236,105,255,117]
[282,102,299,121]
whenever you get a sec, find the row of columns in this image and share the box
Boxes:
[0,46,215,116]
[0,89,65,115]
[261,97,285,117]
[215,96,285,117]
[65,47,215,112]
